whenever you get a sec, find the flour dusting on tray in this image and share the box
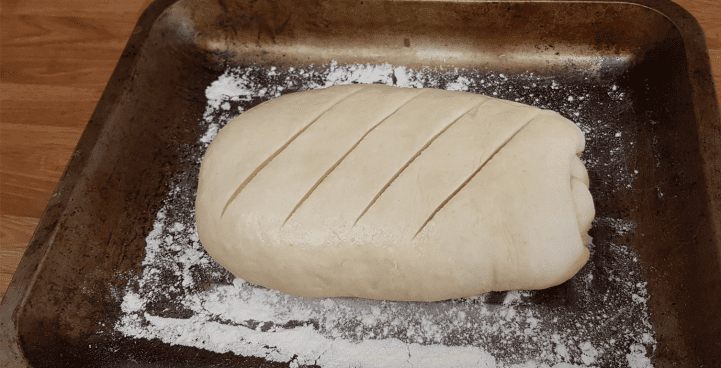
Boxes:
[114,62,655,368]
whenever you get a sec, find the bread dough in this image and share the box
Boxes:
[195,84,594,302]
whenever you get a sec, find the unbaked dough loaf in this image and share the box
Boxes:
[195,84,594,302]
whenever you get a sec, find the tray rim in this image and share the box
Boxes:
[0,0,178,366]
[1,0,719,367]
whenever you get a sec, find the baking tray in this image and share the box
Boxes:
[1,0,720,366]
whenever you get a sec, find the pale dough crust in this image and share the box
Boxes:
[195,84,594,302]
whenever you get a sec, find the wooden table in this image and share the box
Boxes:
[1,0,720,300]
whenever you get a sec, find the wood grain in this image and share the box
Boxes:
[0,215,36,297]
[1,0,155,300]
[0,0,719,301]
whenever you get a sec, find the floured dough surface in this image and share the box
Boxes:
[195,84,594,302]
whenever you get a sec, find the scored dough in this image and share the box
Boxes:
[195,84,595,302]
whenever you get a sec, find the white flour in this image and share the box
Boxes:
[115,62,656,367]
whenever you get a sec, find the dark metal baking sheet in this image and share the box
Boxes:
[1,0,720,367]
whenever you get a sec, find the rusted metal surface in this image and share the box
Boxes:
[1,0,719,366]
